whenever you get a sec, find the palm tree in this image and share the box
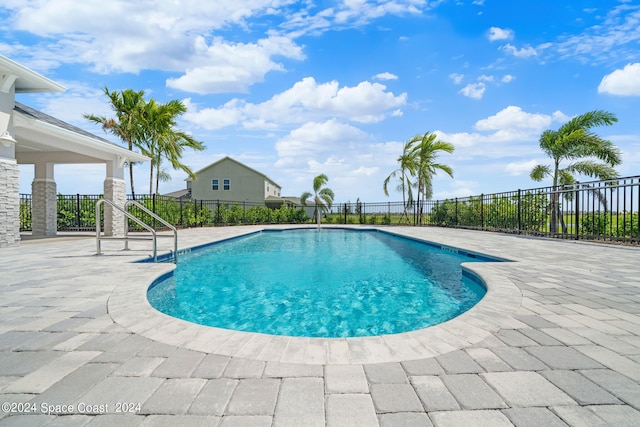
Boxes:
[530,110,621,233]
[383,140,415,224]
[301,174,335,226]
[85,87,147,199]
[408,131,455,225]
[141,99,205,195]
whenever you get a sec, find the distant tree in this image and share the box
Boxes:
[301,174,335,226]
[84,87,147,199]
[383,140,415,224]
[530,110,621,233]
[407,131,455,224]
[141,99,205,195]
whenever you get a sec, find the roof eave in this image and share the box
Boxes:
[24,114,149,163]
[0,55,66,93]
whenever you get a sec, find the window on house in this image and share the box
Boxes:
[223,179,230,190]
[212,179,219,190]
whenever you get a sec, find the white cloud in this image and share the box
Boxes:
[166,35,304,94]
[501,74,515,83]
[183,99,246,130]
[271,121,401,201]
[475,106,553,132]
[275,119,368,166]
[281,0,437,38]
[183,77,407,129]
[7,1,298,73]
[551,110,570,122]
[458,82,486,100]
[449,73,464,84]
[487,26,513,42]
[554,4,640,63]
[598,63,640,96]
[373,72,398,81]
[434,106,569,160]
[505,159,538,176]
[501,43,537,58]
[478,74,494,82]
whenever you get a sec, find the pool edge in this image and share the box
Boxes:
[108,225,524,365]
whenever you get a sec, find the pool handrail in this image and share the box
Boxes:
[124,199,178,260]
[95,198,177,263]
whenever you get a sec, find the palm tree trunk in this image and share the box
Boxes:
[149,161,154,196]
[129,163,136,200]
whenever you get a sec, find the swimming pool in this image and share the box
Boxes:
[147,229,499,338]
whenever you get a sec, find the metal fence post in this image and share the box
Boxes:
[480,194,484,230]
[517,189,521,234]
[575,182,580,240]
[455,198,458,227]
[75,194,81,231]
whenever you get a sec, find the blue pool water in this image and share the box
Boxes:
[147,229,494,338]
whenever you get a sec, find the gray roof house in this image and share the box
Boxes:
[186,156,282,205]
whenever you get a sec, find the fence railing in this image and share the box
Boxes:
[18,174,640,244]
[327,175,640,244]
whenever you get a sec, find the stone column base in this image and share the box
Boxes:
[104,177,126,237]
[31,178,57,237]
[0,158,20,247]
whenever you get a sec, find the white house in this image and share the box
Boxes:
[0,54,148,247]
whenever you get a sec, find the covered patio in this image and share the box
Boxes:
[0,54,148,247]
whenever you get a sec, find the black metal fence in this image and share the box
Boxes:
[19,174,640,244]
[327,175,640,244]
[19,193,32,232]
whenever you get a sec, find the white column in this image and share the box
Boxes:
[31,161,57,236]
[103,159,126,237]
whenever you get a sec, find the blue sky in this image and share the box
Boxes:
[3,0,640,202]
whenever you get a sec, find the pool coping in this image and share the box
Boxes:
[107,226,524,365]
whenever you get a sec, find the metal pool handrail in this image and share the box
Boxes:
[124,200,178,260]
[95,198,176,263]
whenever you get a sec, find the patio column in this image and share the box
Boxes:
[103,159,126,237]
[0,83,19,247]
[31,161,57,236]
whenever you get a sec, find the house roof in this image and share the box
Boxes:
[163,189,191,199]
[14,101,149,164]
[189,156,281,188]
[265,195,302,205]
[0,55,65,93]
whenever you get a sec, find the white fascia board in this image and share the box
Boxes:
[17,112,149,164]
[0,55,66,93]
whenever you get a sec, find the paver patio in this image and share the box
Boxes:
[1,225,639,426]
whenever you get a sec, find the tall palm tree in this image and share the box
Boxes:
[142,99,205,195]
[301,174,335,226]
[383,140,415,224]
[408,131,455,225]
[84,87,147,199]
[530,110,621,233]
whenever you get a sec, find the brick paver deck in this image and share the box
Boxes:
[1,226,639,426]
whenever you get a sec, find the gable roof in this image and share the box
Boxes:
[15,102,115,145]
[190,156,281,188]
[13,101,148,163]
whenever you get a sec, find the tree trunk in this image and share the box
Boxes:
[129,163,136,200]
